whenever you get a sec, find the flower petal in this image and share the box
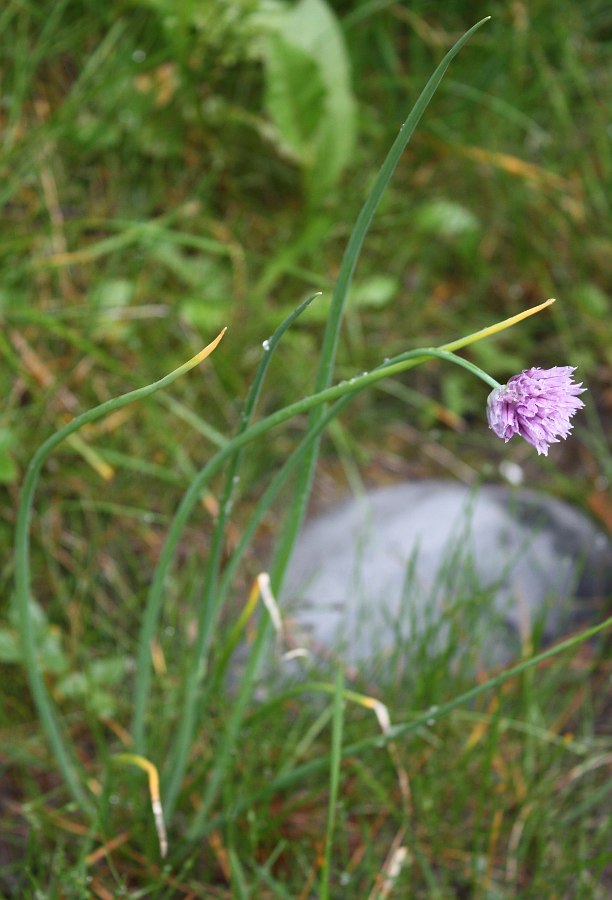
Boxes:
[487,366,586,455]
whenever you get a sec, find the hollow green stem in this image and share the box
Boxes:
[14,333,226,811]
[132,293,320,754]
[157,348,498,817]
[271,15,492,633]
[15,290,550,820]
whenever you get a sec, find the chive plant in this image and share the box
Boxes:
[14,16,606,867]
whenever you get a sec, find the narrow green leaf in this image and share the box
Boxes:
[320,667,345,899]
[270,16,492,597]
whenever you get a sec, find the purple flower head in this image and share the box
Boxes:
[487,366,586,456]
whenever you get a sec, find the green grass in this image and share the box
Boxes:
[2,0,611,895]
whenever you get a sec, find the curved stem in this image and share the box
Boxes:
[272,15,492,641]
[13,303,536,816]
[157,348,496,815]
[132,294,320,753]
[14,333,226,811]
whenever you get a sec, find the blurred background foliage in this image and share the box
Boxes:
[1,0,610,494]
[1,0,610,491]
[2,0,612,892]
[2,0,611,695]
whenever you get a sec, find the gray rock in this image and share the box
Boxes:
[281,482,611,671]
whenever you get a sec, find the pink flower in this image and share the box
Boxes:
[487,366,586,456]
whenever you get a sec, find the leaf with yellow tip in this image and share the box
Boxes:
[441,298,556,352]
[113,753,168,858]
[16,330,230,817]
[213,572,281,683]
[179,327,227,376]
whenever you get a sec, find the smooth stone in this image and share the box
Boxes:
[281,482,611,671]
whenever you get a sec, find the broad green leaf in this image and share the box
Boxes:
[0,625,67,672]
[263,0,356,202]
[89,278,134,308]
[88,278,135,339]
[87,689,119,718]
[55,658,127,715]
[264,32,326,163]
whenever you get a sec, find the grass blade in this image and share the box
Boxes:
[14,332,226,813]
[320,667,346,899]
[192,613,612,838]
[270,17,492,589]
[153,294,320,806]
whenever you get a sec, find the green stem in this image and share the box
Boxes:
[168,392,356,736]
[271,16,492,616]
[14,336,225,811]
[13,308,507,817]
[155,348,496,818]
[320,668,345,900]
[132,293,319,754]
